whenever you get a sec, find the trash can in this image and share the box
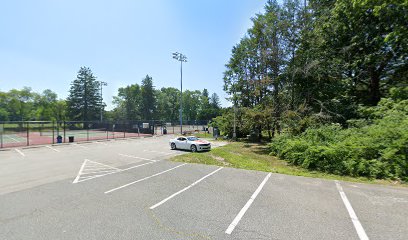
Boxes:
[68,136,74,143]
[213,127,219,139]
[56,135,62,144]
[163,128,167,135]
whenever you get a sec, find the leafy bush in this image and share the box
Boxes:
[269,88,408,181]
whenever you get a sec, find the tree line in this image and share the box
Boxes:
[0,67,222,122]
[109,74,221,122]
[216,0,407,138]
[216,0,407,181]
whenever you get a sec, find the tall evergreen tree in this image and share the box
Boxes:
[141,75,156,120]
[67,67,102,121]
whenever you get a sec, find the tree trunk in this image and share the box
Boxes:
[369,69,381,105]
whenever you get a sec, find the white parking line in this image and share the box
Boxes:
[46,145,60,152]
[73,143,88,149]
[143,150,176,156]
[73,160,158,184]
[118,153,159,162]
[225,173,271,235]
[335,181,369,240]
[149,167,223,210]
[14,148,25,157]
[105,163,187,194]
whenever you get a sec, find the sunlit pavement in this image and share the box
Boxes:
[1,135,407,240]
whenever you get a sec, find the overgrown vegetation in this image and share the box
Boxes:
[215,0,408,181]
[172,142,404,185]
[269,88,408,181]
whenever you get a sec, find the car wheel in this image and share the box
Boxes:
[191,145,197,152]
[171,142,176,150]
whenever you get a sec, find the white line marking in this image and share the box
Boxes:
[73,159,120,183]
[95,141,108,146]
[119,161,157,172]
[46,145,60,152]
[73,143,88,149]
[6,135,21,143]
[81,170,120,174]
[73,159,88,183]
[118,153,159,162]
[143,150,176,155]
[225,172,271,235]
[86,159,120,170]
[73,161,158,184]
[14,148,25,157]
[150,167,223,210]
[335,181,369,240]
[105,163,187,194]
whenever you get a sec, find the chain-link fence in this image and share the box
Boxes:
[0,120,210,148]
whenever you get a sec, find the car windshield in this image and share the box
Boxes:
[187,137,198,141]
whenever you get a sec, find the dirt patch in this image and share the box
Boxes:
[210,154,230,166]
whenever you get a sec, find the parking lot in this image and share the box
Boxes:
[1,135,407,240]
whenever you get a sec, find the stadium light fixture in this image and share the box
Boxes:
[172,52,187,134]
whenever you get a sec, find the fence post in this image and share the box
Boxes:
[52,121,55,144]
[0,123,3,148]
[26,122,30,146]
[63,121,66,143]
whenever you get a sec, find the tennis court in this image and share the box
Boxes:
[0,130,150,148]
[0,120,211,149]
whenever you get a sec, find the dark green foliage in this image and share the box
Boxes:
[110,78,222,121]
[141,75,156,120]
[270,88,408,181]
[112,84,142,120]
[67,67,102,121]
[156,87,180,121]
[0,88,66,121]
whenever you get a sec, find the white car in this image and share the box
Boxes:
[169,136,211,152]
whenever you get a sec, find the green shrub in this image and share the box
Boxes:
[269,88,408,181]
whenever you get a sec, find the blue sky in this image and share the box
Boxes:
[0,0,267,109]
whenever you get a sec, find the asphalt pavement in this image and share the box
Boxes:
[0,135,407,240]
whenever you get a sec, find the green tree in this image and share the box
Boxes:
[182,90,201,121]
[0,91,10,121]
[314,0,408,105]
[156,87,180,121]
[67,67,102,121]
[197,89,211,120]
[141,75,156,120]
[6,87,36,121]
[113,84,142,120]
[33,89,58,120]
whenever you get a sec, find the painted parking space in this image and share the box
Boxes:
[340,182,408,240]
[1,135,407,239]
[141,166,271,239]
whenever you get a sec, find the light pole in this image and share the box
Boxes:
[172,52,187,134]
[99,81,107,122]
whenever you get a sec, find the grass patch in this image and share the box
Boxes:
[171,142,407,187]
[190,132,227,142]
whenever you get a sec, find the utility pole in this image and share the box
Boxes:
[99,81,107,122]
[172,52,187,134]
